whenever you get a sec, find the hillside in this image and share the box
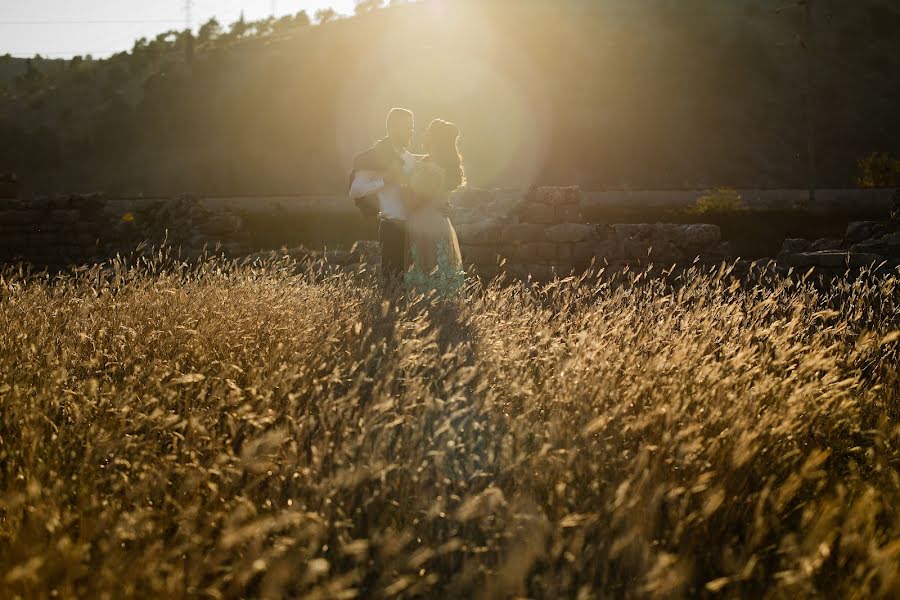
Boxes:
[0,0,898,195]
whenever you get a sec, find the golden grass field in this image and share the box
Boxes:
[1,251,899,599]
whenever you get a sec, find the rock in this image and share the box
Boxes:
[529,186,581,206]
[879,232,900,257]
[612,224,653,242]
[850,239,888,255]
[846,252,885,268]
[449,186,496,211]
[501,223,546,244]
[451,208,486,225]
[511,263,555,281]
[813,251,849,268]
[594,225,617,243]
[461,244,502,266]
[780,238,811,255]
[514,242,556,262]
[519,202,556,224]
[650,223,685,248]
[623,236,651,262]
[323,249,352,264]
[705,241,733,260]
[783,253,816,268]
[545,223,595,243]
[350,240,381,263]
[198,214,242,236]
[492,189,529,216]
[682,224,722,249]
[554,204,582,222]
[787,251,865,268]
[649,240,685,263]
[455,222,504,245]
[573,239,617,262]
[809,238,842,252]
[845,221,889,245]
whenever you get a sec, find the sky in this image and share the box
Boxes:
[0,0,357,59]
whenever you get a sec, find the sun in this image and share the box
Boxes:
[335,0,552,189]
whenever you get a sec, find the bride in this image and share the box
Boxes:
[402,119,466,296]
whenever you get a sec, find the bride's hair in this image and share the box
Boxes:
[426,119,465,191]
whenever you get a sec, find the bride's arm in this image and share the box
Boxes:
[349,170,385,200]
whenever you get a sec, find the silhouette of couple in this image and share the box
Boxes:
[349,108,466,295]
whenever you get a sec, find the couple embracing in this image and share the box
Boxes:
[349,108,466,296]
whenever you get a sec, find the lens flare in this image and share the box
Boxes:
[336,1,551,188]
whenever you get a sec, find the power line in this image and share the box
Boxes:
[5,51,124,58]
[0,19,183,25]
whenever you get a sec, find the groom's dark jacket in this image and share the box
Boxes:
[349,137,405,218]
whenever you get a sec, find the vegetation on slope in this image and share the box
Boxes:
[0,0,898,194]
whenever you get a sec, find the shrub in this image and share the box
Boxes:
[857,151,900,188]
[684,187,749,215]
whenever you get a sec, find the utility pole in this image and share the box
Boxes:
[804,0,816,204]
[184,0,194,66]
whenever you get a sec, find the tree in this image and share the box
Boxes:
[273,10,311,34]
[231,12,249,38]
[255,17,276,37]
[314,8,338,24]
[155,30,179,45]
[14,59,45,94]
[355,0,385,15]
[198,18,222,44]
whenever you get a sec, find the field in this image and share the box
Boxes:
[1,251,899,599]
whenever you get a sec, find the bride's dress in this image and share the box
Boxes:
[349,153,465,295]
[404,160,465,296]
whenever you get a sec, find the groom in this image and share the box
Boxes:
[349,107,416,280]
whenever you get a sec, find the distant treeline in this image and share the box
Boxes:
[0,0,898,195]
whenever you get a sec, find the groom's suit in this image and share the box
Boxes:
[349,137,408,280]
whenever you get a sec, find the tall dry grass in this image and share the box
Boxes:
[1,249,898,599]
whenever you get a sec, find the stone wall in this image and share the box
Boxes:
[777,215,900,277]
[0,192,249,270]
[451,186,729,280]
[0,185,729,278]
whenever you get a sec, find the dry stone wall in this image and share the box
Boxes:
[0,192,249,270]
[777,218,900,275]
[0,185,731,279]
[451,186,730,280]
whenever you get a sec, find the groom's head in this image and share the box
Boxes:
[386,107,414,150]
